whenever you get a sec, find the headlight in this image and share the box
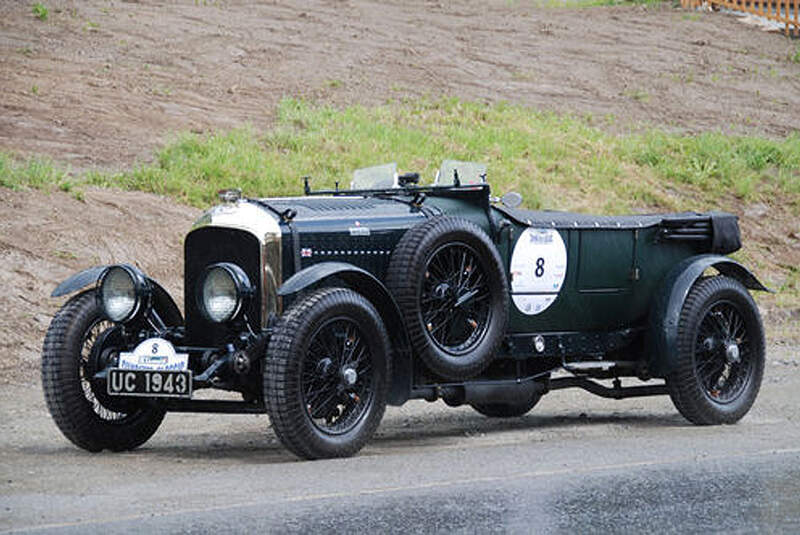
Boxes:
[198,263,253,323]
[99,265,148,322]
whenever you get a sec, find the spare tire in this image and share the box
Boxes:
[386,217,508,380]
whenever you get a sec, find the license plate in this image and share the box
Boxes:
[107,369,192,398]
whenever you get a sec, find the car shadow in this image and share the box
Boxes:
[369,410,688,449]
[24,410,689,464]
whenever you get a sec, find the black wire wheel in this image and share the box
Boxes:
[666,276,765,425]
[422,242,492,354]
[41,291,166,452]
[302,317,375,435]
[387,217,508,380]
[264,287,390,460]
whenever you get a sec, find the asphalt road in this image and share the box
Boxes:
[2,347,799,534]
[8,445,800,534]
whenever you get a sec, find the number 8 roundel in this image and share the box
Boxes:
[509,228,567,315]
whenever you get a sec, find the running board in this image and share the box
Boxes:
[549,377,668,399]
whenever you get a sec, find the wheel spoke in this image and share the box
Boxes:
[420,242,491,355]
[694,301,754,404]
[301,317,374,435]
[79,319,128,422]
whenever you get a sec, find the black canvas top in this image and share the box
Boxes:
[494,206,711,230]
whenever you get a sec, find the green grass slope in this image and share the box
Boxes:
[2,98,798,338]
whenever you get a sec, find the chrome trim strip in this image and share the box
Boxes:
[191,201,282,326]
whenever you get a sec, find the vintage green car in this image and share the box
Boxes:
[43,161,769,459]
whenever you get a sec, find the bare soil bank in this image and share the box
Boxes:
[1,1,799,170]
[0,1,797,385]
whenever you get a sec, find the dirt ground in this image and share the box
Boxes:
[0,0,799,383]
[1,2,799,530]
[1,0,799,171]
[0,187,198,384]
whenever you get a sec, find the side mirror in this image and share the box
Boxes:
[501,192,523,208]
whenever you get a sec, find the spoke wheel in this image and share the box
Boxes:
[265,287,390,460]
[302,318,374,435]
[667,276,765,425]
[693,301,754,404]
[387,217,508,380]
[79,318,129,421]
[42,291,166,452]
[421,242,492,355]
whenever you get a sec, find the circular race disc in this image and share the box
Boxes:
[510,228,567,315]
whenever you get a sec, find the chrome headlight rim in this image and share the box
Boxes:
[97,264,150,323]
[196,263,254,324]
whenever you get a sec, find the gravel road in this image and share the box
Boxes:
[2,344,798,533]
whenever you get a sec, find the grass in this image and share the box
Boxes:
[791,45,800,64]
[32,3,48,21]
[0,153,68,191]
[624,89,650,103]
[1,97,797,337]
[3,98,799,213]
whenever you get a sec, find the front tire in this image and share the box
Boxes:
[41,291,166,452]
[264,288,390,460]
[666,276,765,425]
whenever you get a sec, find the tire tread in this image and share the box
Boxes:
[667,276,765,425]
[264,287,389,460]
[42,291,165,452]
[386,217,508,380]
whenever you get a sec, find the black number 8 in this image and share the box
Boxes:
[535,257,545,277]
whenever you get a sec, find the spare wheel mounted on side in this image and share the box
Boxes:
[386,217,509,380]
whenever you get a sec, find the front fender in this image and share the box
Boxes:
[278,262,412,406]
[51,266,109,298]
[51,265,183,326]
[646,254,770,377]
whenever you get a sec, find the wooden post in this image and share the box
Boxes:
[795,0,799,37]
[783,0,788,36]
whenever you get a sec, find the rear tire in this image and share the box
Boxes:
[666,276,764,425]
[41,292,166,452]
[264,287,390,460]
[386,217,508,380]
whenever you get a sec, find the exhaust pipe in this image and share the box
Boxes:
[440,379,546,407]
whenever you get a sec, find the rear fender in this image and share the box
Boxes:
[51,265,183,326]
[278,262,412,405]
[646,254,770,377]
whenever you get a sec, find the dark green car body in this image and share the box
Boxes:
[45,172,769,459]
[204,184,762,402]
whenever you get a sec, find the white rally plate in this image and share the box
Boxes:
[118,337,188,371]
[110,337,191,398]
[510,228,567,315]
